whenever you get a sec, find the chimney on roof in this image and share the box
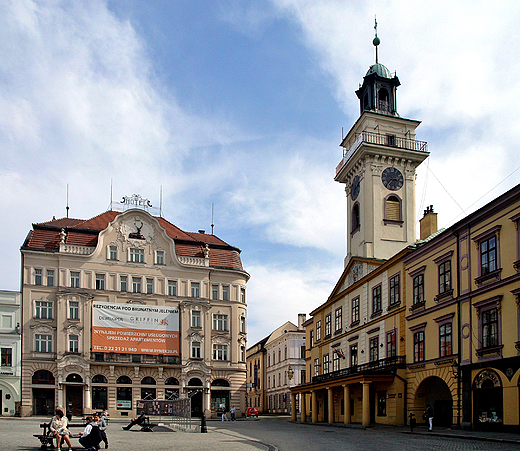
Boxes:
[198,230,205,234]
[298,313,306,330]
[419,205,438,240]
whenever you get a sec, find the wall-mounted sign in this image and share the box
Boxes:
[92,301,179,356]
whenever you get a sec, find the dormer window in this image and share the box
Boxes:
[108,245,118,260]
[156,250,165,265]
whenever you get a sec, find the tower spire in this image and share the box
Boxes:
[373,17,380,64]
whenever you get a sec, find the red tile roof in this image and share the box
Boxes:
[23,210,244,271]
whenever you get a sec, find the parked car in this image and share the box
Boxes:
[246,407,259,418]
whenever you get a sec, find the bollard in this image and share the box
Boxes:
[409,412,416,432]
[200,413,207,433]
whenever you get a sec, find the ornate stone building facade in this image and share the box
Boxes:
[20,201,249,418]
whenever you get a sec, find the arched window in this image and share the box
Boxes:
[92,374,107,384]
[66,373,83,383]
[352,203,360,233]
[32,370,55,385]
[116,375,132,384]
[141,376,156,385]
[384,195,402,223]
[378,88,389,111]
[165,377,179,385]
[188,378,203,386]
[211,379,230,387]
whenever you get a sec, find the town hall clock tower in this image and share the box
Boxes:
[335,28,429,265]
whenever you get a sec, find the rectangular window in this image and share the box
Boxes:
[334,307,342,332]
[350,344,358,367]
[372,285,382,313]
[129,248,145,263]
[480,236,497,274]
[35,334,52,353]
[240,288,246,303]
[482,308,498,348]
[35,301,52,319]
[146,278,153,294]
[70,271,80,288]
[69,301,79,320]
[240,316,246,333]
[386,330,397,358]
[413,274,424,305]
[192,342,201,359]
[222,285,230,301]
[191,282,200,298]
[109,245,118,260]
[212,344,228,360]
[323,354,330,373]
[309,330,314,348]
[351,297,360,324]
[1,315,12,328]
[168,280,177,296]
[324,313,331,337]
[369,337,379,362]
[46,269,54,287]
[316,320,321,341]
[69,334,79,353]
[439,323,452,357]
[414,331,425,362]
[212,284,219,300]
[1,348,12,366]
[439,261,451,293]
[378,392,387,416]
[132,277,141,293]
[35,268,42,285]
[120,275,127,292]
[389,274,400,306]
[213,314,228,331]
[332,351,340,372]
[156,250,165,265]
[95,273,105,290]
[192,311,201,328]
[314,358,320,376]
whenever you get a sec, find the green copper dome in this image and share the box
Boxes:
[365,62,392,79]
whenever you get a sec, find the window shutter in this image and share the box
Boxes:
[386,200,400,221]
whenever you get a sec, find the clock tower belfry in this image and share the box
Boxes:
[335,26,429,265]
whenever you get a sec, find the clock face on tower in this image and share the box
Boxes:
[382,167,404,191]
[351,175,361,201]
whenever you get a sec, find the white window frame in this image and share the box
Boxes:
[34,268,43,285]
[146,278,154,294]
[70,271,80,288]
[46,269,55,287]
[168,280,177,296]
[132,277,142,293]
[213,314,228,331]
[35,334,52,353]
[212,344,228,361]
[191,282,200,298]
[191,342,201,359]
[129,248,145,263]
[155,250,165,265]
[69,300,79,320]
[95,273,105,290]
[69,334,79,353]
[35,300,53,319]
[191,310,201,328]
[120,275,128,292]
[222,285,230,301]
[108,245,118,260]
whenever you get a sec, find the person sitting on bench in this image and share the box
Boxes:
[122,411,146,430]
[50,407,72,451]
[78,415,102,450]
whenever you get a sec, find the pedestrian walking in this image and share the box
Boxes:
[221,408,229,421]
[424,404,434,431]
[230,405,236,421]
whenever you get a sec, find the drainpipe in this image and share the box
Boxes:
[455,231,461,428]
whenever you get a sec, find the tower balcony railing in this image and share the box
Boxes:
[311,355,406,384]
[335,131,428,175]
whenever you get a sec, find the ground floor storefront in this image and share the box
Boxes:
[20,358,246,419]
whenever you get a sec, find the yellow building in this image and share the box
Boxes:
[404,186,520,431]
[20,198,249,418]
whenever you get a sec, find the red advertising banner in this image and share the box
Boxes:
[92,302,179,356]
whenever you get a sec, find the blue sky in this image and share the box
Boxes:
[2,1,520,345]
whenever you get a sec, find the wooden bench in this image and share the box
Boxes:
[34,422,85,449]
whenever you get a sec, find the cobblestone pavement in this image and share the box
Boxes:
[4,415,520,451]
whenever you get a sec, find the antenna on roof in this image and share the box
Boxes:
[211,203,215,235]
[109,179,113,211]
[160,186,163,217]
[66,184,70,218]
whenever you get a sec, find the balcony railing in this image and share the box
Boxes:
[336,131,428,175]
[311,356,405,384]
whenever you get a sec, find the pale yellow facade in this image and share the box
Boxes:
[20,207,249,418]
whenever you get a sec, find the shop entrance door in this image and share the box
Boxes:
[66,386,83,416]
